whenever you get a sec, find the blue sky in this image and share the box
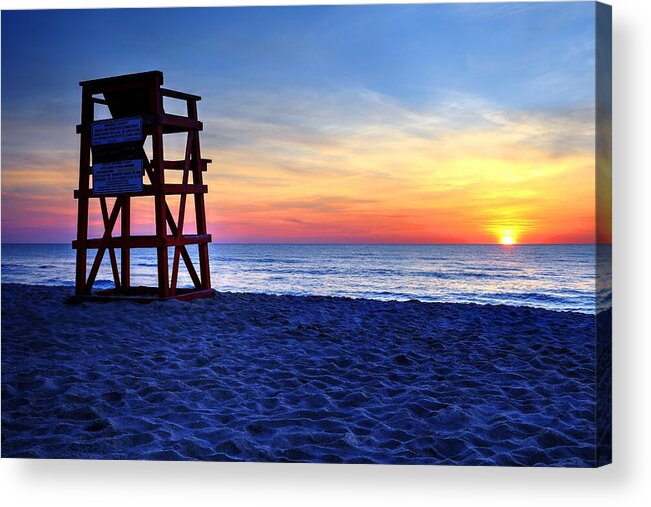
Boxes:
[3,4,595,112]
[1,3,600,243]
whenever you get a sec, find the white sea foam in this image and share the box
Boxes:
[1,243,606,313]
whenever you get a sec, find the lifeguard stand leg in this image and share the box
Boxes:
[188,101,212,290]
[152,123,170,298]
[75,89,93,296]
[121,196,131,291]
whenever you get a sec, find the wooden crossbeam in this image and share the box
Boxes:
[74,234,210,249]
[165,203,201,289]
[143,157,156,185]
[86,197,122,290]
[161,87,201,102]
[75,184,207,199]
[100,197,121,289]
[86,248,106,291]
[170,247,181,295]
[170,133,194,295]
[176,133,193,237]
[76,113,202,135]
[164,159,210,171]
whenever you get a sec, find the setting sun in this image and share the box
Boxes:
[500,234,516,246]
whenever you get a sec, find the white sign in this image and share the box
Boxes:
[92,159,143,194]
[91,117,143,146]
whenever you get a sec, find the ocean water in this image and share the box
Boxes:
[1,243,609,314]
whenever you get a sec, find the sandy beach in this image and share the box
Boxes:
[2,283,602,466]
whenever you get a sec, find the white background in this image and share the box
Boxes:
[1,0,649,505]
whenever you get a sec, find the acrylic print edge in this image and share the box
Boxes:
[595,0,612,468]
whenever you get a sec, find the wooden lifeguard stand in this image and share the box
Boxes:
[72,71,215,301]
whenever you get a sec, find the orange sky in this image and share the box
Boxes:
[1,90,601,245]
[192,90,599,245]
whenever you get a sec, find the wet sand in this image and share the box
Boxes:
[1,283,600,466]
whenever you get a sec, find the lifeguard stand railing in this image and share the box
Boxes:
[72,71,215,301]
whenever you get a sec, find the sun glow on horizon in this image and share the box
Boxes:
[500,233,516,246]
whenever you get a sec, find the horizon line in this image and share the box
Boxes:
[0,241,609,246]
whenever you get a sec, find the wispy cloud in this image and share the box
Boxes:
[191,87,596,243]
[2,83,595,243]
